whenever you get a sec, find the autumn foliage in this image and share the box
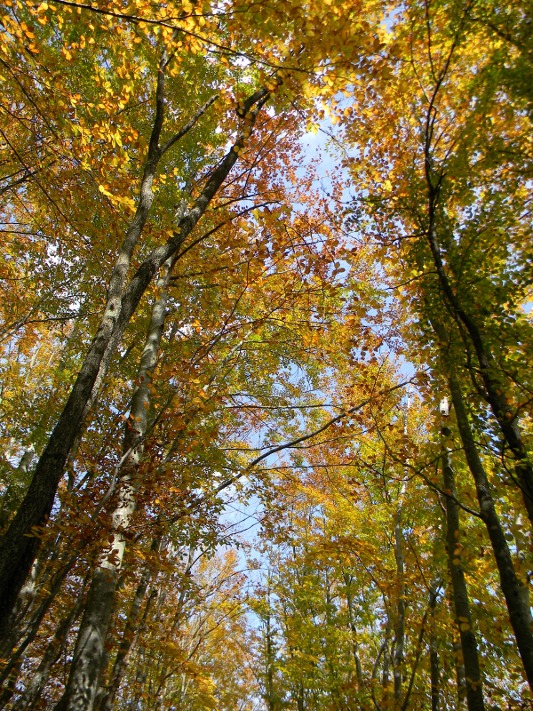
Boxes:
[0,0,532,708]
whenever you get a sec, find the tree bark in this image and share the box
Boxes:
[0,43,170,637]
[263,583,278,711]
[429,587,440,711]
[448,372,533,690]
[96,538,161,711]
[392,481,407,710]
[422,302,533,690]
[441,433,485,711]
[343,572,365,708]
[55,255,175,711]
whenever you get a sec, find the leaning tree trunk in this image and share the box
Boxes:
[95,537,161,711]
[422,126,533,528]
[427,222,533,528]
[447,371,533,690]
[422,303,533,690]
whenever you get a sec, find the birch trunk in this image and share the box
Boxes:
[0,44,169,635]
[95,537,161,711]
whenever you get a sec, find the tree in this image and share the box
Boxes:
[341,0,533,694]
[1,0,532,707]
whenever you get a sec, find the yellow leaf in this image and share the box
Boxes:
[98,184,113,198]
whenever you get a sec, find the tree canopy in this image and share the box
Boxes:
[0,0,531,708]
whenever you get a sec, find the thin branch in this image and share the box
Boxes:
[161,378,416,526]
[159,95,218,156]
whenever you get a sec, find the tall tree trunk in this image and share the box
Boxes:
[0,45,172,638]
[343,572,365,707]
[392,481,407,710]
[512,512,531,613]
[424,163,533,527]
[96,538,161,711]
[423,305,533,690]
[381,614,393,709]
[436,234,533,525]
[453,634,467,710]
[0,551,78,697]
[12,585,86,710]
[55,254,176,711]
[441,431,485,711]
[429,587,440,711]
[448,372,533,689]
[264,584,277,711]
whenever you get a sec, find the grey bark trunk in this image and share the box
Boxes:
[392,481,407,710]
[55,256,175,711]
[96,538,161,711]
[381,614,393,709]
[343,572,365,704]
[441,435,485,711]
[0,43,168,636]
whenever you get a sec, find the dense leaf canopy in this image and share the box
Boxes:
[0,0,531,709]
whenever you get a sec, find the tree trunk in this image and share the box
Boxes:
[441,434,485,711]
[448,372,533,690]
[426,222,533,528]
[344,572,365,706]
[96,537,161,711]
[264,588,277,711]
[12,588,86,710]
[0,551,78,697]
[429,588,440,711]
[0,43,169,637]
[392,481,407,710]
[453,635,467,709]
[55,254,175,710]
[424,305,533,690]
